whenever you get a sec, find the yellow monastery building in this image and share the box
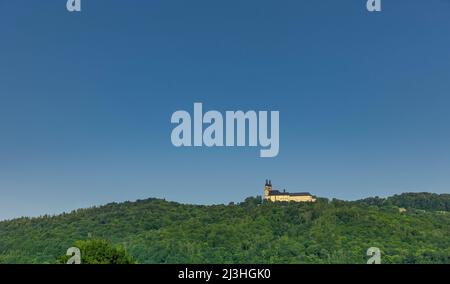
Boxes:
[263,180,316,202]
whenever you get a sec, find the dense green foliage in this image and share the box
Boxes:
[355,192,450,211]
[58,239,135,264]
[0,193,449,264]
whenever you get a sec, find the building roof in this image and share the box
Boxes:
[269,190,312,197]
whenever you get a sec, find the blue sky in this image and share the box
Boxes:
[1,0,450,220]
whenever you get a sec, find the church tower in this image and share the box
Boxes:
[264,179,272,199]
[263,179,316,203]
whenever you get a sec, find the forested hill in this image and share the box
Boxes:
[0,193,449,264]
[354,192,450,212]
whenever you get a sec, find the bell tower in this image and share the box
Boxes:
[264,179,272,199]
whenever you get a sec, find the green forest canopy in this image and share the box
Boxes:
[0,192,449,264]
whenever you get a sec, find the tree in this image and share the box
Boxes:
[59,239,135,264]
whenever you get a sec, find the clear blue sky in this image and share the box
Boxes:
[1,0,450,220]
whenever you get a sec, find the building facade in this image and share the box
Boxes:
[263,180,316,202]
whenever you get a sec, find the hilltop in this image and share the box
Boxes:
[0,193,449,264]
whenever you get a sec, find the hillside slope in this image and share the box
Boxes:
[0,193,449,264]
